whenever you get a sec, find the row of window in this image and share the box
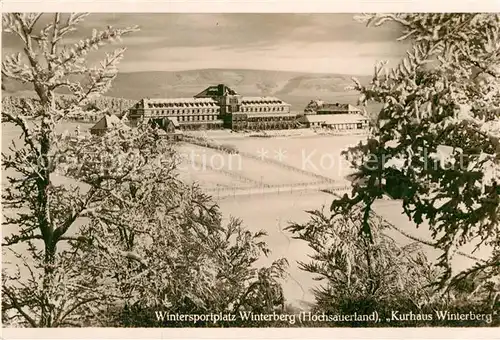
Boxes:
[310,122,365,129]
[149,108,220,115]
[178,115,218,122]
[147,102,216,108]
[246,116,295,122]
[180,123,223,131]
[235,121,295,127]
[233,122,295,130]
[241,106,288,113]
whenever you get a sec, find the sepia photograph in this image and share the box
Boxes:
[1,7,499,334]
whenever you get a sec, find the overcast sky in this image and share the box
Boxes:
[2,13,409,75]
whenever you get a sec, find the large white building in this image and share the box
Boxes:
[127,84,295,131]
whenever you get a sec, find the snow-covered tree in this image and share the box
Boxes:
[304,99,324,113]
[2,13,287,327]
[2,12,140,327]
[286,206,440,322]
[332,14,499,304]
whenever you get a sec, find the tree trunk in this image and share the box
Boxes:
[39,102,56,327]
[40,245,57,327]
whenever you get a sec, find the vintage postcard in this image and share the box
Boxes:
[1,1,499,339]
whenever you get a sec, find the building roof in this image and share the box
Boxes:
[90,114,130,131]
[241,96,288,105]
[317,103,361,113]
[143,97,219,108]
[303,113,368,125]
[194,84,238,98]
[168,117,180,128]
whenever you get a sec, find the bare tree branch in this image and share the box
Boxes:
[2,286,38,327]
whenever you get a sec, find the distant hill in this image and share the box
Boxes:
[2,68,375,112]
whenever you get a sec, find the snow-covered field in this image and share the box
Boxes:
[175,143,324,187]
[213,134,365,180]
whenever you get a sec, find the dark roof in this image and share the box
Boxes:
[317,103,361,113]
[194,84,238,98]
[168,117,180,128]
[241,96,286,105]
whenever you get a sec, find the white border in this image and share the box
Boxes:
[2,1,500,339]
[2,327,500,339]
[1,0,500,13]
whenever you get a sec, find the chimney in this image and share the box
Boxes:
[218,84,225,95]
